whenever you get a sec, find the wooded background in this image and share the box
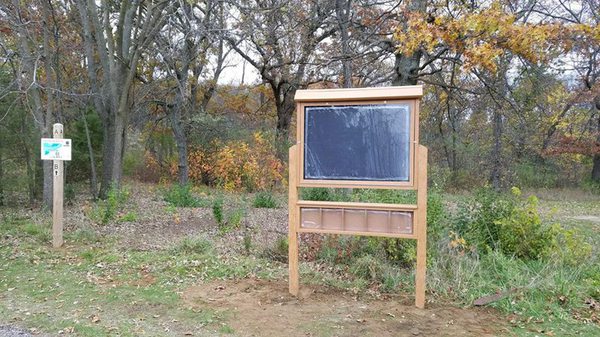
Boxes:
[0,0,599,206]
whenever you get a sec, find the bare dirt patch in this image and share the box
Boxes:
[182,278,504,337]
[571,215,600,223]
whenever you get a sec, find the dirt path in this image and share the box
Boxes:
[571,215,600,223]
[182,279,504,337]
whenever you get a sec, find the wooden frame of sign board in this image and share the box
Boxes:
[288,85,429,308]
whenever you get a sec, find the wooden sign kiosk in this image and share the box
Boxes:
[288,85,428,308]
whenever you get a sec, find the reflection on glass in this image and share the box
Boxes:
[391,211,413,234]
[300,208,414,235]
[321,209,343,230]
[300,208,321,229]
[367,210,389,233]
[344,209,366,231]
[305,104,411,181]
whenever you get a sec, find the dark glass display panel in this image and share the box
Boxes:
[304,104,411,181]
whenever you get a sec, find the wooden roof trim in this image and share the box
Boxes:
[294,85,423,102]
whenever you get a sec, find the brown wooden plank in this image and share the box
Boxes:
[294,85,423,102]
[415,145,428,308]
[296,200,417,211]
[288,145,299,296]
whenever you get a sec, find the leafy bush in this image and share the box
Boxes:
[101,185,130,225]
[262,236,288,262]
[253,191,278,208]
[350,255,386,283]
[172,236,213,255]
[352,189,416,204]
[85,184,130,225]
[453,187,516,254]
[581,177,600,195]
[211,197,246,233]
[495,193,560,259]
[184,132,285,192]
[515,160,560,188]
[453,187,591,263]
[163,184,201,207]
[67,111,103,183]
[300,188,351,201]
[118,212,138,222]
[212,198,224,226]
[226,208,245,231]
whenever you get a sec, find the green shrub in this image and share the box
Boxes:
[163,184,201,207]
[99,184,130,224]
[350,255,386,283]
[495,193,561,259]
[64,183,76,205]
[212,198,224,225]
[379,190,447,265]
[243,231,252,255]
[211,197,246,233]
[452,187,591,263]
[352,189,416,204]
[67,111,103,183]
[453,187,516,254]
[581,177,600,195]
[118,211,138,222]
[253,191,278,208]
[300,188,351,201]
[172,236,213,255]
[262,236,288,262]
[225,208,245,231]
[515,160,560,188]
[23,223,51,242]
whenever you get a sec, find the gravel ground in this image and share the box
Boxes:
[0,326,33,337]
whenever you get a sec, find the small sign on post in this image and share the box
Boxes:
[41,124,71,248]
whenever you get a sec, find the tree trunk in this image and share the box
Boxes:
[24,144,35,205]
[0,146,4,206]
[99,111,127,197]
[12,0,53,207]
[168,104,189,185]
[274,83,297,141]
[592,153,600,183]
[392,0,426,86]
[490,109,503,190]
[336,0,353,88]
[81,110,98,199]
[392,52,422,86]
[592,98,600,182]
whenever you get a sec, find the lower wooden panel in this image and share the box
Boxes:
[299,206,414,235]
[297,227,417,239]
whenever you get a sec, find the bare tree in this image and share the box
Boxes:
[2,0,65,206]
[153,0,228,185]
[76,0,173,197]
[226,0,336,140]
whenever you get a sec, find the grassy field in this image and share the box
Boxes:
[0,185,598,336]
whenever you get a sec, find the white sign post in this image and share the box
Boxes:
[41,124,71,248]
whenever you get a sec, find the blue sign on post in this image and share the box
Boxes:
[41,138,72,161]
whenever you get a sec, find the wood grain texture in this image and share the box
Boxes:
[296,200,417,210]
[52,123,64,248]
[415,145,428,308]
[294,85,423,102]
[288,145,299,296]
[297,227,416,239]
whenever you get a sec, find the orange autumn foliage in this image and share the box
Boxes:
[174,132,285,192]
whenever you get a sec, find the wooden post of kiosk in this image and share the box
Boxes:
[53,123,64,248]
[288,85,428,308]
[288,145,299,295]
